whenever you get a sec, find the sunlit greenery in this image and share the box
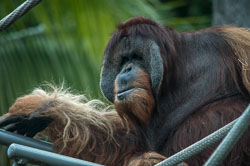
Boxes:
[0,0,160,112]
[0,0,211,165]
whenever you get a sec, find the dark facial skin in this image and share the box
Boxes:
[113,51,155,125]
[114,54,145,101]
[115,63,140,101]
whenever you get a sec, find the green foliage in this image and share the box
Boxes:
[153,0,212,30]
[0,0,160,114]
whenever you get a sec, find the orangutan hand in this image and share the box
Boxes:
[0,94,54,138]
[127,152,189,166]
[0,114,52,137]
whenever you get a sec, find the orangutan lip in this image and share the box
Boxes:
[116,88,135,100]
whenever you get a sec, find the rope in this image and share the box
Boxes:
[155,118,237,166]
[0,0,42,32]
[155,104,250,166]
[204,104,250,166]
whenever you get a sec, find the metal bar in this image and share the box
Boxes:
[8,143,103,166]
[0,129,52,152]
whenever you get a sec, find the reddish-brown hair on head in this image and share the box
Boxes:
[104,17,178,97]
[104,17,176,66]
[117,16,160,30]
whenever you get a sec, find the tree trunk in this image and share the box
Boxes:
[213,0,250,27]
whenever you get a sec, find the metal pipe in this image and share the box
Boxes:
[0,129,52,152]
[8,144,103,166]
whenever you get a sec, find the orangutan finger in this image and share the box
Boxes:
[5,123,20,132]
[0,115,25,128]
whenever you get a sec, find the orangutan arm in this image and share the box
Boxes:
[0,88,169,166]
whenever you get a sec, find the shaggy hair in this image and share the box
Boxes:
[2,86,166,165]
[222,27,250,93]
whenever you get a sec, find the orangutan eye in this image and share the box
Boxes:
[121,56,129,65]
[132,54,143,61]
